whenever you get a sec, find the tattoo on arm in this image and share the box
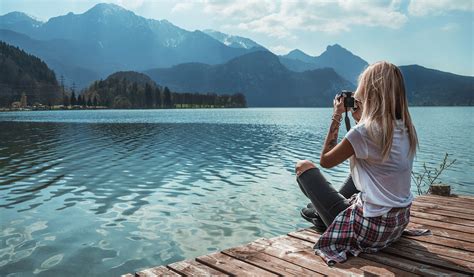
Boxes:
[322,118,340,156]
[328,137,337,149]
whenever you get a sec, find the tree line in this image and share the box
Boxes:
[81,72,246,109]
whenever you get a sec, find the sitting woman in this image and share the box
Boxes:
[295,61,418,265]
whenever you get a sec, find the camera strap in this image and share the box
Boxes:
[344,107,351,132]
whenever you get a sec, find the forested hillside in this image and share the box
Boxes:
[0,41,61,107]
[81,71,246,109]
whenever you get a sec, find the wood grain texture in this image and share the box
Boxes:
[167,259,228,276]
[196,252,277,276]
[222,242,323,276]
[136,266,180,277]
[410,204,474,221]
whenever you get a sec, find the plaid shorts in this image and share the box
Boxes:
[313,193,411,265]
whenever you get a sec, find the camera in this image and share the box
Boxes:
[337,90,355,108]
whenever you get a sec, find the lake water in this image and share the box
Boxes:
[1,107,473,276]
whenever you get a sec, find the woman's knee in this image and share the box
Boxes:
[295,160,316,177]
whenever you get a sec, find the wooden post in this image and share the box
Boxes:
[429,183,451,196]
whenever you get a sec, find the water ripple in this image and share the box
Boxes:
[0,107,473,276]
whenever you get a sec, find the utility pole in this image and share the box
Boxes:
[60,75,66,107]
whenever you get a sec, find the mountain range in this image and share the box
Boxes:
[400,65,473,106]
[203,29,264,50]
[146,51,353,106]
[280,45,369,84]
[1,3,472,106]
[146,51,473,106]
[0,3,263,88]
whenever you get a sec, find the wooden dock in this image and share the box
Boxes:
[123,194,474,276]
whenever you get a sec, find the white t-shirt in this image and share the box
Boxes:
[345,120,414,217]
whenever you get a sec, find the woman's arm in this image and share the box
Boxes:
[319,96,355,168]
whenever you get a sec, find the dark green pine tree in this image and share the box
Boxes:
[163,87,172,108]
[153,87,162,108]
[145,83,153,109]
[171,93,179,108]
[93,96,98,107]
[70,91,77,106]
[232,93,246,107]
[77,94,83,106]
[130,82,138,108]
[63,94,69,106]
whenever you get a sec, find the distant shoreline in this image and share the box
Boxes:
[0,105,249,112]
[1,105,472,112]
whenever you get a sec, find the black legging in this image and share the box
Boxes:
[297,167,359,226]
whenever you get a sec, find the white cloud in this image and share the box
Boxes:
[114,0,146,10]
[441,22,459,32]
[171,0,277,20]
[171,0,408,38]
[171,2,193,13]
[408,0,474,16]
[269,45,292,54]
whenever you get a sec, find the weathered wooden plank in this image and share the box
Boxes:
[287,229,318,242]
[361,251,468,277]
[384,243,474,274]
[454,195,474,201]
[410,210,474,227]
[196,252,277,276]
[290,229,472,276]
[412,201,474,215]
[265,235,417,276]
[410,204,474,221]
[409,216,473,234]
[136,265,181,277]
[415,197,474,211]
[396,238,474,262]
[419,195,474,206]
[414,195,474,205]
[222,242,323,276]
[403,232,474,252]
[167,259,228,276]
[407,222,474,243]
[250,237,359,276]
[417,197,474,212]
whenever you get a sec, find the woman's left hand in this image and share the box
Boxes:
[333,95,345,116]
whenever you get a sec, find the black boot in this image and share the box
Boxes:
[300,203,327,233]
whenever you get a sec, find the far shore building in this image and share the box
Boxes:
[11,101,21,109]
[20,92,27,107]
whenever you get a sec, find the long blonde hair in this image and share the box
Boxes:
[354,61,418,160]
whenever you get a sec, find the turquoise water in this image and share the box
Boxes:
[0,107,473,276]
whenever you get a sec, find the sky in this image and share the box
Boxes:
[1,0,473,76]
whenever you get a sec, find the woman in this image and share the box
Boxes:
[295,61,418,265]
